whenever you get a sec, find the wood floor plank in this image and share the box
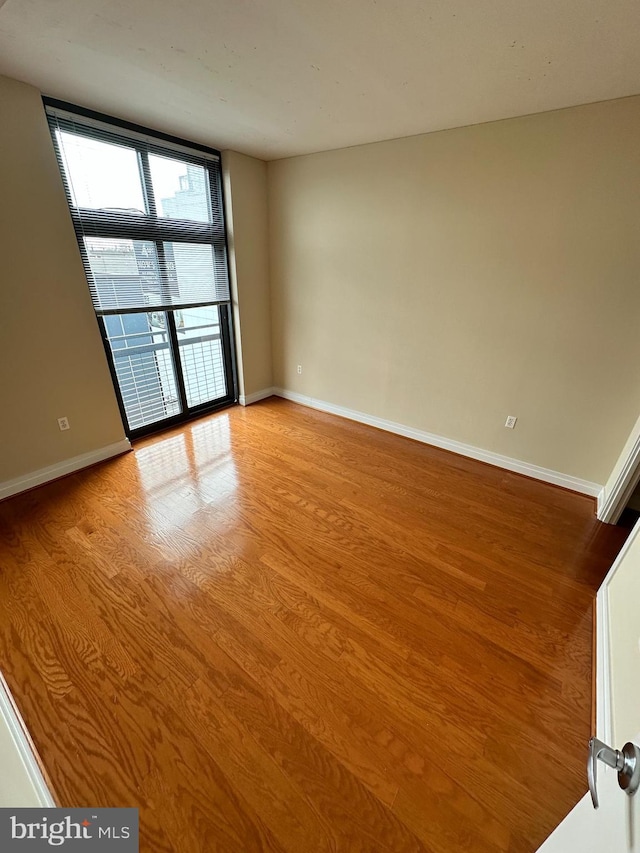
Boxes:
[173,676,341,852]
[201,663,428,853]
[0,398,628,852]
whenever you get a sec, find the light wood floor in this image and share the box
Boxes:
[0,399,628,852]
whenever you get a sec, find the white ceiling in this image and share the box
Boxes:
[0,0,638,160]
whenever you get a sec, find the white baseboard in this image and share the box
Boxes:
[597,487,608,521]
[239,387,275,406]
[596,432,640,523]
[272,388,603,499]
[0,439,132,501]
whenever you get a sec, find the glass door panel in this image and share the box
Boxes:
[102,312,182,432]
[175,306,228,408]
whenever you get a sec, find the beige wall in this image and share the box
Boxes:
[222,150,272,400]
[268,96,640,485]
[0,75,126,484]
[2,69,638,491]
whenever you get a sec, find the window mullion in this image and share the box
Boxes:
[165,310,189,413]
[155,240,173,315]
[139,149,157,218]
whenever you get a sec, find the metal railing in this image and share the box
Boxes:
[107,322,227,428]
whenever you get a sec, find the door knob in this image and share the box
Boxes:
[588,737,640,809]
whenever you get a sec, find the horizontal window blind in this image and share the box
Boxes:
[46,108,230,313]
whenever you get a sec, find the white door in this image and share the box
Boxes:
[538,759,640,851]
[537,522,640,851]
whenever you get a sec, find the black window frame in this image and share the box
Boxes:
[44,98,238,438]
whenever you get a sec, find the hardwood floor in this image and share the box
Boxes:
[0,398,628,852]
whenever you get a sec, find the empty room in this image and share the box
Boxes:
[1,1,640,851]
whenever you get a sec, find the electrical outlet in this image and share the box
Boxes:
[57,416,70,431]
[505,415,517,429]
[297,364,302,375]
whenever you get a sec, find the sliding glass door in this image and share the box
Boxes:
[99,304,234,433]
[46,102,236,437]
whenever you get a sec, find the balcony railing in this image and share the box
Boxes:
[106,312,227,430]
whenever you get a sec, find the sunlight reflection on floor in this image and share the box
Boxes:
[133,415,239,549]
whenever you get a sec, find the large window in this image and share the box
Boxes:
[46,101,236,436]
